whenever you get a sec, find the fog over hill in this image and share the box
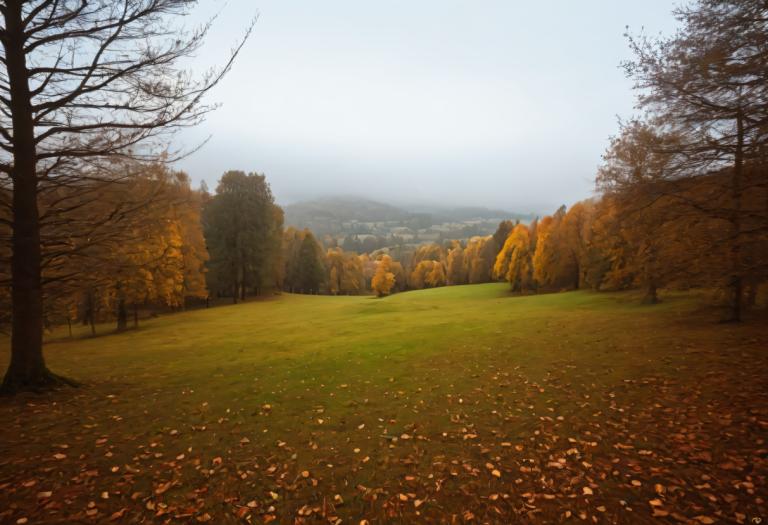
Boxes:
[284,196,535,249]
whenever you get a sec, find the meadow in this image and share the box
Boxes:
[1,284,766,524]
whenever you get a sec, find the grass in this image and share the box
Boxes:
[1,284,766,524]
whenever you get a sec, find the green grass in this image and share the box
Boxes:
[1,284,766,524]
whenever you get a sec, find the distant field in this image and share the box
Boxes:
[1,285,766,524]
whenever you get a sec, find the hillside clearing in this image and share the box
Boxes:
[1,284,766,524]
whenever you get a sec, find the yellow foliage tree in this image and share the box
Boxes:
[371,255,396,297]
[495,224,534,292]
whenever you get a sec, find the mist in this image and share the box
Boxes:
[175,0,680,214]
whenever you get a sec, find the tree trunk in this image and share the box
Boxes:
[725,111,745,322]
[1,5,72,394]
[642,244,659,305]
[240,264,247,301]
[133,303,139,329]
[88,296,97,337]
[116,284,128,331]
[642,282,658,304]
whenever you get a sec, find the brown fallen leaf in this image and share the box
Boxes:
[155,482,172,495]
[109,508,127,521]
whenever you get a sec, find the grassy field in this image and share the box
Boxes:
[1,284,766,524]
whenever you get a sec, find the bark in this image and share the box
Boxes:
[133,304,139,328]
[725,111,745,322]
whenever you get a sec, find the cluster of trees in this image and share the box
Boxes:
[599,0,768,320]
[1,165,210,336]
[0,0,252,392]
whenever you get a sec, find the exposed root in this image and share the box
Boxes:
[0,368,80,396]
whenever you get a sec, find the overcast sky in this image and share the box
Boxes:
[174,1,681,214]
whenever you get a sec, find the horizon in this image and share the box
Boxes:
[174,0,681,212]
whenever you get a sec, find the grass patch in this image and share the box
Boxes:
[1,284,766,524]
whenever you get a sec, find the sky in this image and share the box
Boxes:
[175,1,681,214]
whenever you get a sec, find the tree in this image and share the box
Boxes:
[463,236,496,284]
[203,172,282,302]
[35,166,209,333]
[597,121,684,303]
[326,247,364,295]
[492,220,515,253]
[0,1,252,393]
[495,224,533,292]
[294,231,325,294]
[446,243,467,285]
[409,260,446,289]
[371,255,396,297]
[532,207,571,290]
[559,201,596,291]
[425,261,447,288]
[624,0,768,320]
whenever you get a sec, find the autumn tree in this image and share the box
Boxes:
[35,166,210,333]
[0,1,252,393]
[494,224,534,292]
[492,220,515,252]
[446,242,467,285]
[597,121,686,303]
[371,255,396,297]
[559,201,597,290]
[409,260,446,289]
[463,236,496,284]
[326,247,364,295]
[532,207,574,290]
[624,0,768,320]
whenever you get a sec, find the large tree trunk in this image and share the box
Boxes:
[0,5,72,394]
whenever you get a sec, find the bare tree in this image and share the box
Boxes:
[0,0,253,394]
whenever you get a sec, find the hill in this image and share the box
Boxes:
[1,285,766,523]
[283,196,534,244]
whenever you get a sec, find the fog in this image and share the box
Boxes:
[174,0,680,214]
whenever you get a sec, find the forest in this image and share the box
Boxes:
[0,1,766,524]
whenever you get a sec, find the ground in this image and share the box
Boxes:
[0,284,766,524]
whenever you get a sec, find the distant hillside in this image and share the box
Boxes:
[283,196,534,246]
[408,205,534,224]
[284,196,410,227]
